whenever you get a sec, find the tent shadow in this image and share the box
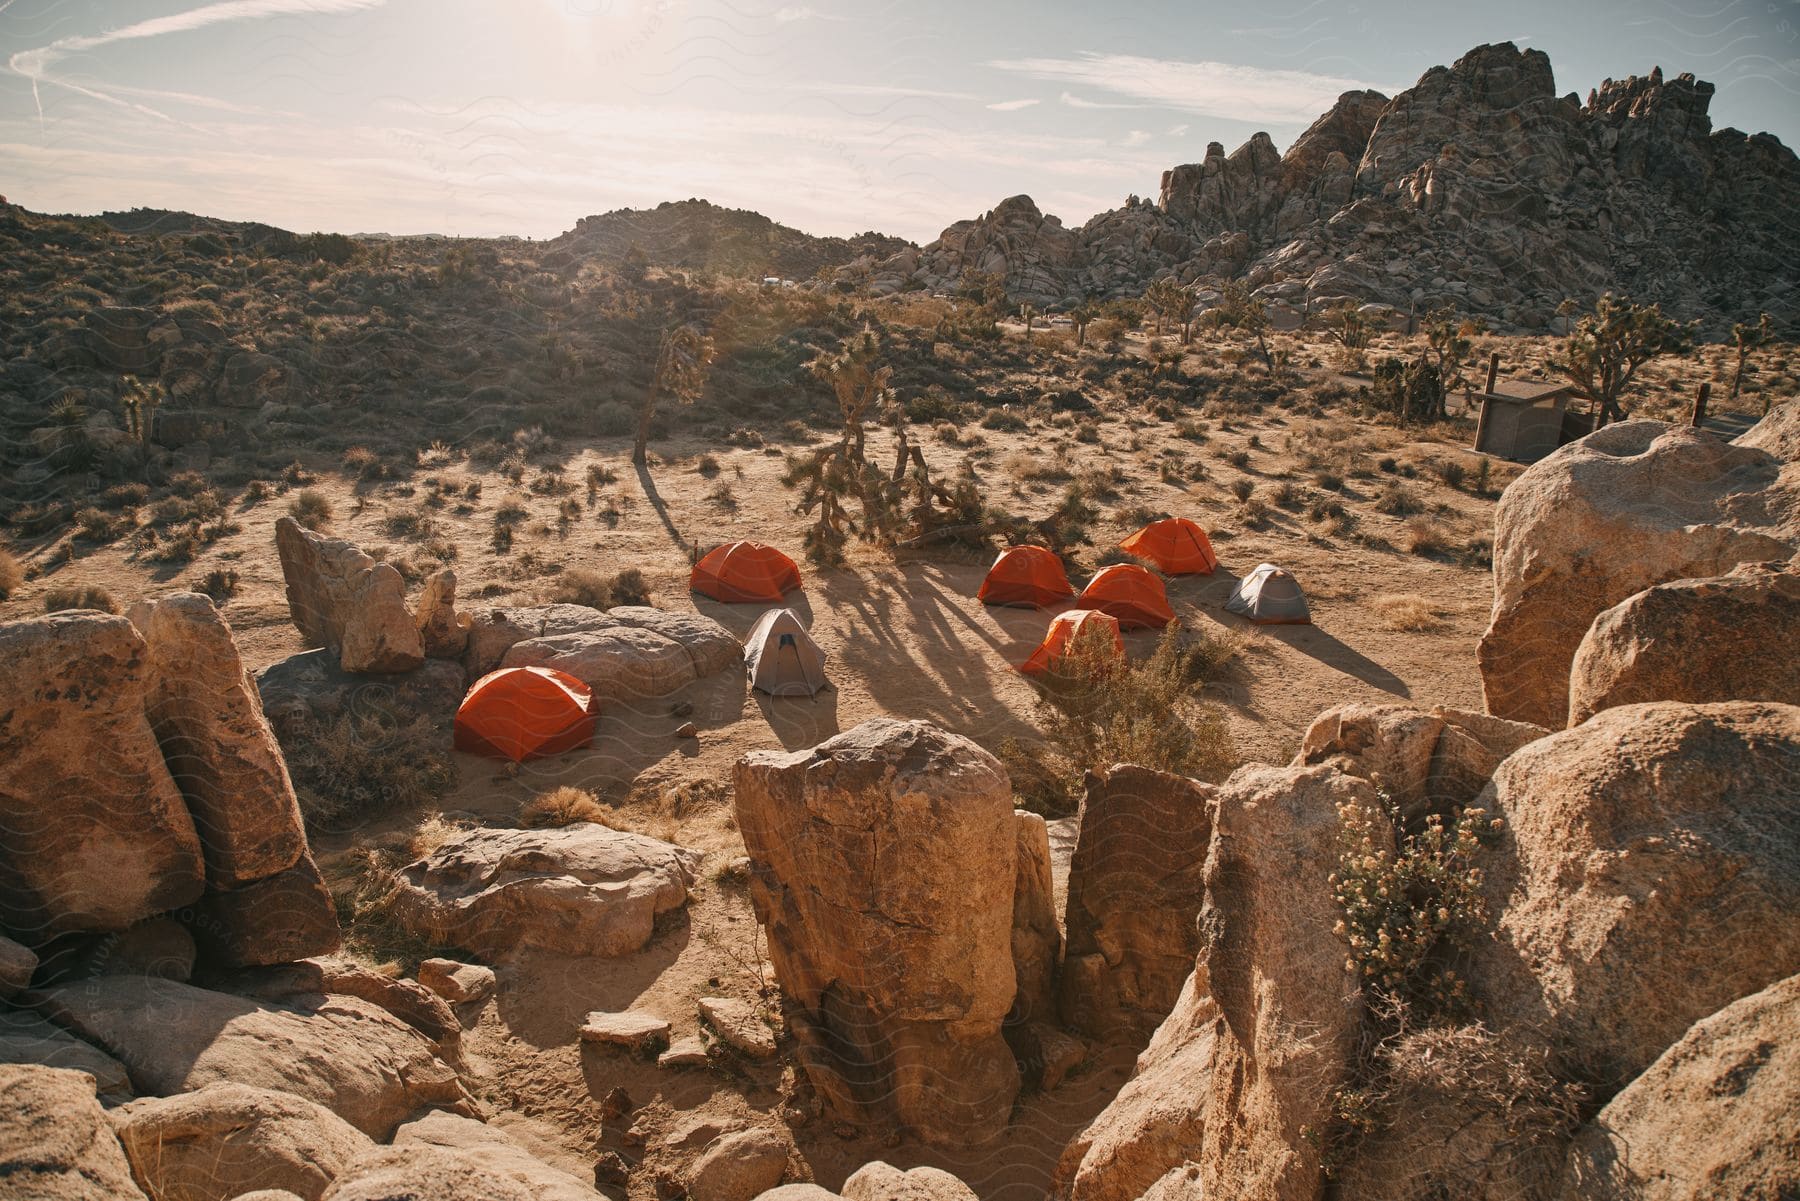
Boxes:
[1256,622,1412,698]
[754,685,841,750]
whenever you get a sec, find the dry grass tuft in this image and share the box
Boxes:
[0,547,26,600]
[1371,593,1444,632]
[287,488,334,531]
[520,785,612,828]
[43,584,118,614]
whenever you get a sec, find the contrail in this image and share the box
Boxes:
[8,0,389,126]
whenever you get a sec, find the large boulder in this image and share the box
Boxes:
[734,719,1021,1147]
[31,976,478,1139]
[320,1145,536,1201]
[0,612,205,941]
[842,1161,978,1201]
[1557,972,1800,1200]
[274,516,424,674]
[684,1125,796,1201]
[0,933,36,997]
[1058,765,1214,1042]
[109,1082,374,1201]
[1566,557,1800,725]
[415,568,469,660]
[127,593,309,886]
[460,603,614,677]
[0,1064,147,1200]
[1478,419,1799,727]
[1296,703,1548,823]
[1057,764,1378,1201]
[391,1110,596,1201]
[1009,810,1061,1027]
[499,605,742,700]
[1469,701,1800,1091]
[0,1009,132,1102]
[385,824,701,959]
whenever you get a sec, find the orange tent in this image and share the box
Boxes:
[1021,608,1124,675]
[1078,564,1176,630]
[1121,517,1218,575]
[454,666,597,762]
[690,541,803,604]
[978,545,1075,608]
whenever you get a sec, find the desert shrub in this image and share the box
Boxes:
[1332,792,1504,1021]
[1230,478,1255,502]
[520,785,611,828]
[981,408,1028,432]
[1271,480,1304,509]
[1434,459,1467,490]
[1372,481,1421,516]
[381,509,438,541]
[288,488,333,530]
[199,568,241,602]
[1371,593,1441,631]
[342,445,386,480]
[551,566,651,609]
[287,712,458,828]
[1225,449,1251,469]
[1403,519,1450,557]
[593,400,634,437]
[694,453,722,477]
[43,584,118,613]
[0,548,22,599]
[1004,622,1238,816]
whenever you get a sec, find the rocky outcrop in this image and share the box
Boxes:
[0,1064,148,1200]
[1479,419,1798,728]
[1058,766,1213,1042]
[1056,763,1379,1201]
[1557,972,1800,1200]
[684,1125,796,1201]
[391,1110,596,1201]
[274,516,424,674]
[461,603,616,677]
[499,605,742,699]
[415,568,469,660]
[0,934,35,997]
[1009,810,1061,1026]
[187,857,341,968]
[842,1161,978,1201]
[1469,701,1800,1091]
[1566,558,1800,724]
[1296,702,1547,822]
[320,1144,537,1201]
[127,594,309,887]
[32,976,478,1139]
[860,43,1799,330]
[110,1082,374,1201]
[734,719,1020,1147]
[0,1010,132,1101]
[386,824,701,959]
[0,612,205,941]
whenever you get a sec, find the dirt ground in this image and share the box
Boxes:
[3,330,1775,1197]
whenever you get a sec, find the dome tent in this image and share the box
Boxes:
[1225,563,1311,625]
[1021,608,1124,676]
[1120,517,1218,575]
[691,541,802,604]
[978,545,1076,608]
[745,608,828,696]
[1077,564,1176,630]
[453,666,597,762]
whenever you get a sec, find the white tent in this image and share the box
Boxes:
[1224,563,1311,625]
[745,608,828,696]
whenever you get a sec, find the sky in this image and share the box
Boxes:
[3,0,1798,243]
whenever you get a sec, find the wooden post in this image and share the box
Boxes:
[1689,381,1711,428]
[1483,352,1501,395]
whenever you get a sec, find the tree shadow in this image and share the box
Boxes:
[633,460,685,548]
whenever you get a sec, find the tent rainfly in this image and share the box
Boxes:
[1120,517,1218,575]
[978,545,1076,608]
[1021,608,1124,676]
[1224,563,1311,625]
[453,666,598,762]
[745,608,828,696]
[690,541,803,604]
[1077,563,1176,630]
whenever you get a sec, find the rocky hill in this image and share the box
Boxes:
[847,43,1799,332]
[547,198,912,281]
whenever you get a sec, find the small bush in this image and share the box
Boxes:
[694,453,721,477]
[550,566,652,609]
[288,489,333,530]
[199,568,241,602]
[1434,459,1467,490]
[1371,593,1441,631]
[1372,482,1421,517]
[1225,449,1251,469]
[287,712,458,828]
[0,547,22,599]
[1230,478,1255,502]
[43,584,118,613]
[1403,519,1450,557]
[981,409,1028,433]
[520,786,612,829]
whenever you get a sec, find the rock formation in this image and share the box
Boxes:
[1557,972,1800,1200]
[498,604,742,698]
[733,719,1020,1147]
[1058,765,1214,1042]
[390,1110,598,1201]
[386,824,701,959]
[857,43,1798,330]
[0,1064,148,1200]
[1469,701,1800,1091]
[1009,810,1061,1026]
[1056,763,1379,1201]
[415,568,469,660]
[1566,557,1800,724]
[1479,415,1798,727]
[274,516,424,674]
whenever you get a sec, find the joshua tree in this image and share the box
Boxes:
[1423,308,1487,395]
[1144,276,1190,338]
[1321,301,1375,370]
[1729,312,1774,410]
[1070,303,1096,348]
[1556,293,1695,427]
[633,322,715,466]
[1201,280,1274,371]
[1019,302,1038,338]
[808,325,892,465]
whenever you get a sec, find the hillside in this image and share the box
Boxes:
[842,43,1800,332]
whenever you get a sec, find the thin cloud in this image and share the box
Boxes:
[774,5,847,21]
[1167,122,1190,136]
[987,97,1040,111]
[1123,129,1151,146]
[1059,90,1146,110]
[9,0,389,125]
[992,52,1391,124]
